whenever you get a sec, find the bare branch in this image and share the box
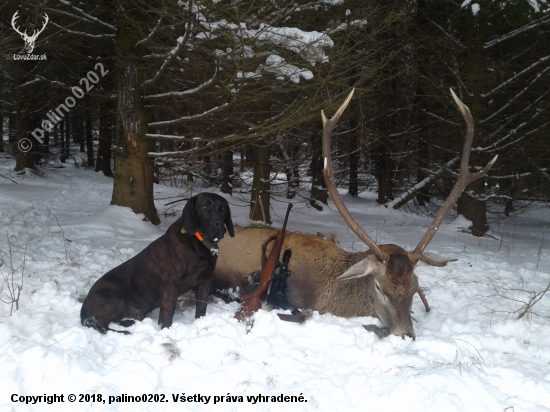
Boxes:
[485,15,550,49]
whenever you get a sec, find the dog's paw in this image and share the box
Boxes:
[158,319,172,329]
[82,317,108,334]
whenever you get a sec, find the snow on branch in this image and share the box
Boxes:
[144,68,218,99]
[148,148,201,158]
[146,134,190,141]
[57,0,115,30]
[482,54,550,98]
[260,54,313,83]
[423,109,460,126]
[481,67,550,124]
[143,24,193,86]
[148,103,229,127]
[485,121,548,154]
[136,16,163,46]
[200,20,333,66]
[49,21,115,38]
[484,122,548,153]
[484,15,550,49]
[488,172,532,180]
[486,91,548,141]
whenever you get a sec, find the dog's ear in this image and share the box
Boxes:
[182,196,199,234]
[224,200,235,237]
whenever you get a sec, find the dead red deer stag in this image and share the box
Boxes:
[213,89,496,338]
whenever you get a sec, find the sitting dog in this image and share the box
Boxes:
[80,193,234,334]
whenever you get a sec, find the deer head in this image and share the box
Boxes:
[322,88,497,338]
[12,11,49,54]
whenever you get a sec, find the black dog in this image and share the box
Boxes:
[80,193,234,334]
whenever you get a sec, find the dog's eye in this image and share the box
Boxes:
[202,205,208,211]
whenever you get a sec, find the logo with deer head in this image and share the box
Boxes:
[11,11,49,54]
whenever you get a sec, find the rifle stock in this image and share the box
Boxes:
[235,231,282,320]
[235,203,292,321]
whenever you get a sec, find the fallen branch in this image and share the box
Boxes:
[388,157,460,209]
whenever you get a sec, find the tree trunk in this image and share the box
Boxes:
[65,117,71,161]
[220,148,233,195]
[504,177,520,217]
[96,97,113,176]
[458,10,488,236]
[85,102,94,168]
[202,153,211,186]
[376,93,393,204]
[8,114,15,146]
[348,108,360,197]
[72,109,85,152]
[416,137,430,206]
[13,62,35,172]
[14,107,35,171]
[111,6,159,224]
[376,144,393,204]
[285,145,299,200]
[42,129,50,155]
[457,189,488,235]
[250,140,271,224]
[310,131,327,210]
[60,121,66,163]
[0,113,3,152]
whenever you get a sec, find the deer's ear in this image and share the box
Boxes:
[338,254,384,281]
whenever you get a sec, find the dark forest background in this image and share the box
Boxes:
[1,0,549,235]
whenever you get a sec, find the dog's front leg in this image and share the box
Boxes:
[194,277,213,318]
[158,280,179,329]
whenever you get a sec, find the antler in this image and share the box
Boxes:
[29,13,49,40]
[11,11,26,37]
[322,89,390,264]
[411,88,498,257]
[11,12,48,40]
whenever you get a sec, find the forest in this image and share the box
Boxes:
[1,2,550,410]
[1,0,549,234]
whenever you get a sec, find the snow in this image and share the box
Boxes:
[1,157,549,411]
[262,55,314,83]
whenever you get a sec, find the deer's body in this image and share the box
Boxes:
[215,228,423,337]
[215,228,369,315]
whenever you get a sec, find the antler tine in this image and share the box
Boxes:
[29,13,48,39]
[38,13,49,34]
[322,89,390,264]
[412,88,498,257]
[11,11,25,36]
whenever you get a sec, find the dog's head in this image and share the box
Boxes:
[181,193,235,243]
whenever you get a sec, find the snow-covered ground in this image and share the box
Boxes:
[1,156,549,412]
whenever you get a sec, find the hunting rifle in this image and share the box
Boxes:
[235,203,304,322]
